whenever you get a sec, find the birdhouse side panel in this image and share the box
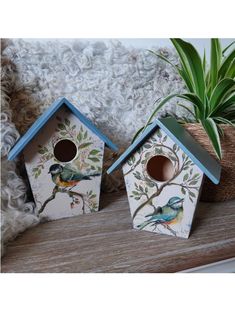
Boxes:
[24,106,104,220]
[123,128,204,238]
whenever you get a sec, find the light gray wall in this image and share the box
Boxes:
[118,38,234,56]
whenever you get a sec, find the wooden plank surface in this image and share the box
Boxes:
[1,191,235,273]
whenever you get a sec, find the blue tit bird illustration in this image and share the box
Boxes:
[137,196,184,230]
[48,164,100,188]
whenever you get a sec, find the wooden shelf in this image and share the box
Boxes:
[1,191,235,272]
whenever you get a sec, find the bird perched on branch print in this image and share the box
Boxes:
[48,164,100,188]
[137,197,184,231]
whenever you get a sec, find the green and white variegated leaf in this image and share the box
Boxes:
[202,118,222,159]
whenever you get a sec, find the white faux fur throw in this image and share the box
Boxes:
[1,39,187,254]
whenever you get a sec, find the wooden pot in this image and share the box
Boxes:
[183,123,235,202]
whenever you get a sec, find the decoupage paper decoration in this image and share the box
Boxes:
[107,117,221,238]
[8,97,118,220]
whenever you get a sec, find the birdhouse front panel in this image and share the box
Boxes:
[23,105,104,220]
[123,128,204,238]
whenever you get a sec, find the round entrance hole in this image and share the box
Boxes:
[146,155,174,182]
[54,139,77,162]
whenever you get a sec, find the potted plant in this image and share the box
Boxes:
[134,39,235,201]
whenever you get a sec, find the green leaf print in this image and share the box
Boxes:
[65,118,70,126]
[89,149,100,155]
[183,173,189,181]
[58,123,66,130]
[88,157,100,162]
[79,142,93,149]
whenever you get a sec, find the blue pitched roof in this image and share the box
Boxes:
[8,97,118,160]
[107,117,221,184]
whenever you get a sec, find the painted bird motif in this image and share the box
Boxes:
[137,197,184,230]
[48,164,100,188]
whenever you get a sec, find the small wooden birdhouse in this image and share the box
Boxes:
[107,117,221,238]
[8,97,118,220]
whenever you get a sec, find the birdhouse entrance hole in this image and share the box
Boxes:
[146,155,174,182]
[54,139,77,162]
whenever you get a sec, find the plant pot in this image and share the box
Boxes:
[183,123,235,202]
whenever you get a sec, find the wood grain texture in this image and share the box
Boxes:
[1,191,235,273]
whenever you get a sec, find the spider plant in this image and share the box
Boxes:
[134,39,235,160]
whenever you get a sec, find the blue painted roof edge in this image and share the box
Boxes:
[8,97,118,160]
[155,118,220,184]
[107,117,221,185]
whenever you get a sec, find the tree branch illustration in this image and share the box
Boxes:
[169,183,199,190]
[132,156,189,220]
[124,150,147,176]
[38,186,86,215]
[153,223,177,236]
[163,224,177,236]
[142,215,177,236]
